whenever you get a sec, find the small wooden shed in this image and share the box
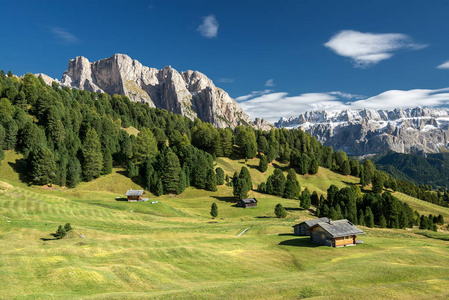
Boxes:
[308,219,364,247]
[126,189,145,202]
[237,198,258,208]
[292,217,330,236]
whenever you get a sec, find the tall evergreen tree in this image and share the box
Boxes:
[205,168,217,192]
[82,128,103,181]
[363,159,375,185]
[365,207,375,228]
[67,157,81,188]
[132,127,158,164]
[210,202,218,219]
[215,167,225,185]
[162,151,181,194]
[258,154,268,172]
[102,148,113,175]
[284,169,300,199]
[233,177,249,200]
[29,145,56,185]
[266,168,286,197]
[239,166,252,191]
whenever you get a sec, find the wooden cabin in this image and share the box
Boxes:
[308,219,364,247]
[292,217,330,236]
[126,189,145,202]
[237,198,258,208]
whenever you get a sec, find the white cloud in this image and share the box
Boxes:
[51,27,79,44]
[265,79,275,87]
[217,78,234,83]
[197,15,218,38]
[437,61,449,69]
[237,88,449,122]
[324,30,427,67]
[235,90,273,102]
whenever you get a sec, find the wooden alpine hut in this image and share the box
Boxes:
[126,189,145,202]
[237,198,258,208]
[308,219,364,247]
[292,217,330,236]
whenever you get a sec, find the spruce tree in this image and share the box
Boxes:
[67,157,81,188]
[233,177,249,200]
[64,223,72,232]
[155,178,164,196]
[29,145,56,185]
[82,128,103,181]
[162,151,181,194]
[56,225,66,239]
[266,168,286,196]
[358,209,365,226]
[126,160,138,178]
[239,166,252,190]
[284,169,300,199]
[379,215,387,228]
[205,168,217,192]
[177,168,187,194]
[258,155,268,172]
[132,127,158,164]
[102,148,113,175]
[365,207,375,228]
[215,167,225,185]
[210,203,218,219]
[274,203,287,218]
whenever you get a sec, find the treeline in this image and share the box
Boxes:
[0,71,447,205]
[314,184,443,231]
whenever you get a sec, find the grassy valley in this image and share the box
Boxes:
[1,151,449,299]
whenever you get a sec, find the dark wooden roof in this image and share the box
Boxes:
[293,217,330,228]
[309,219,365,238]
[126,189,145,196]
[240,198,258,204]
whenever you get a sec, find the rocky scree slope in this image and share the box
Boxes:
[275,107,449,156]
[60,54,271,129]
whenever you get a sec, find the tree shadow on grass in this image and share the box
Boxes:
[115,197,128,202]
[8,158,31,184]
[211,196,237,203]
[279,238,320,247]
[40,233,58,241]
[342,180,358,186]
[278,233,296,236]
[272,163,290,172]
[284,207,302,211]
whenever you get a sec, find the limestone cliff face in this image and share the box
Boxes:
[61,54,259,128]
[275,107,449,156]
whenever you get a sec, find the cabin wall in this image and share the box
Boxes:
[333,235,356,247]
[310,227,332,246]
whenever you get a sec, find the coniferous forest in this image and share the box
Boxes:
[0,72,445,231]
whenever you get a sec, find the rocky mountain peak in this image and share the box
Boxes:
[275,107,449,156]
[60,54,266,129]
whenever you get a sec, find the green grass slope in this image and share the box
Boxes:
[1,151,449,299]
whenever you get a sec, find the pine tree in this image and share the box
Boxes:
[258,155,268,172]
[379,215,387,228]
[126,160,138,178]
[311,191,319,206]
[205,168,217,192]
[309,158,319,174]
[284,169,300,199]
[300,189,311,209]
[239,166,252,190]
[56,225,66,239]
[155,178,164,196]
[162,151,181,194]
[274,203,287,218]
[82,128,103,181]
[210,203,218,219]
[372,171,384,194]
[132,128,158,164]
[358,209,365,226]
[102,148,113,175]
[233,177,248,200]
[29,145,56,185]
[266,168,286,196]
[215,167,225,185]
[363,159,375,185]
[177,168,187,194]
[67,157,81,188]
[64,223,72,232]
[365,207,374,228]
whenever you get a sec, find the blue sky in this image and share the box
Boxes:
[2,0,449,121]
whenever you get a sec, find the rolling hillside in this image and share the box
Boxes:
[1,151,449,299]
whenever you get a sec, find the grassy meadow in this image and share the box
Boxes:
[1,151,449,299]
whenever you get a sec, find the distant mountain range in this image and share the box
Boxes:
[39,54,272,130]
[275,107,449,156]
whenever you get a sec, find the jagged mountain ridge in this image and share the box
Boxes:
[275,107,449,156]
[60,54,271,129]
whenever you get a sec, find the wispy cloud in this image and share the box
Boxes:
[437,61,449,69]
[217,78,234,83]
[235,90,273,102]
[237,88,449,122]
[265,79,275,87]
[324,30,427,68]
[197,15,218,38]
[51,27,79,45]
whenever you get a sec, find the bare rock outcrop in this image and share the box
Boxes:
[275,107,449,156]
[60,54,260,128]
